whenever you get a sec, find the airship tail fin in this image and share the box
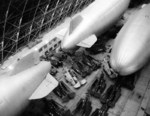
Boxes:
[69,15,83,35]
[54,15,83,39]
[77,34,97,48]
[29,73,58,100]
[55,15,83,39]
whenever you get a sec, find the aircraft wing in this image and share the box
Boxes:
[29,73,58,100]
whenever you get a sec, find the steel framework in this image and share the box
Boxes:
[0,0,94,64]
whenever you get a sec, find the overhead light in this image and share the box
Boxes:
[44,40,49,44]
[34,47,38,51]
[141,4,146,8]
[8,65,14,70]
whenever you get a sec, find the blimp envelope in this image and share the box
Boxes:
[29,73,58,100]
[60,0,131,50]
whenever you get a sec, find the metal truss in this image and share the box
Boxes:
[0,0,94,64]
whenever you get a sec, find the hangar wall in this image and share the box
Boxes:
[0,0,94,64]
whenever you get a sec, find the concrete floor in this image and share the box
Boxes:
[45,41,150,116]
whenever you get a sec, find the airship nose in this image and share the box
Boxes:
[61,41,71,51]
[110,60,127,76]
[61,37,78,52]
[61,42,78,54]
[110,57,137,76]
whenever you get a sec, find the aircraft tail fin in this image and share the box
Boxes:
[77,34,97,48]
[29,73,58,100]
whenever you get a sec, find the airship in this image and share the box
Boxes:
[0,61,58,116]
[110,4,150,76]
[61,0,130,51]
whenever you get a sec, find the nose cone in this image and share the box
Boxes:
[110,4,150,76]
[61,39,74,51]
[110,36,142,76]
[61,36,79,52]
[110,56,137,76]
[110,37,149,76]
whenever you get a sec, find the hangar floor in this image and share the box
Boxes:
[19,38,150,116]
[45,42,150,116]
[1,2,150,116]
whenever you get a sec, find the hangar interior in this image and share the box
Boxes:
[0,0,150,116]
